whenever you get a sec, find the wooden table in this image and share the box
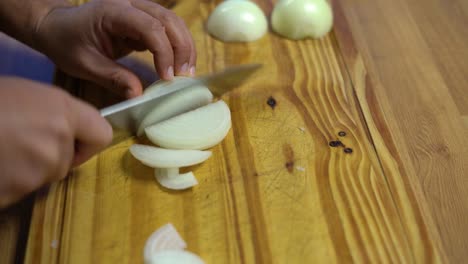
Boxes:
[1,0,467,263]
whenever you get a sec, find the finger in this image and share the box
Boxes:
[83,50,143,98]
[68,98,113,167]
[131,0,195,76]
[104,7,175,80]
[188,34,197,76]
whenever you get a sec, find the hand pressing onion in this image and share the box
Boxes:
[271,0,333,40]
[207,0,268,42]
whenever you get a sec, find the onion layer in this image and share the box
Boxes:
[145,101,231,150]
[130,145,212,168]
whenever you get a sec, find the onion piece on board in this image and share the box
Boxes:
[145,250,205,264]
[130,145,212,168]
[207,0,267,42]
[271,0,333,40]
[143,224,187,262]
[155,168,198,190]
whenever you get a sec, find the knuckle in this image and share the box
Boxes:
[148,20,165,32]
[162,10,178,21]
[174,41,191,53]
[110,70,126,90]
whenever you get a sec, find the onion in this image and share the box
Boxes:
[146,250,205,264]
[207,0,268,42]
[144,224,187,262]
[155,168,198,190]
[145,101,231,150]
[271,0,333,40]
[129,145,211,168]
[138,81,213,136]
[143,77,201,95]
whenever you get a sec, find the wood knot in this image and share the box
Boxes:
[329,141,343,147]
[285,161,294,173]
[267,96,277,109]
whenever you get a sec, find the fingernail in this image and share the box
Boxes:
[189,66,196,77]
[167,66,174,79]
[180,63,189,74]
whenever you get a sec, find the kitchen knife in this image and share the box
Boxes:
[100,64,261,143]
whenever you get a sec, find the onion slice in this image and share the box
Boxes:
[144,77,201,95]
[143,224,187,262]
[138,82,213,136]
[130,145,212,168]
[155,168,198,190]
[146,250,205,264]
[145,101,231,150]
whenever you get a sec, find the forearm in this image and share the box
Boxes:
[0,0,71,49]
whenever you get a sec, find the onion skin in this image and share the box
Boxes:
[271,0,333,40]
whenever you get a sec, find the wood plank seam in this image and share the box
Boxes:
[329,34,416,264]
[330,0,448,262]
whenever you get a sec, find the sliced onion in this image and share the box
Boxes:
[271,0,333,40]
[144,224,187,262]
[155,168,198,190]
[207,0,268,42]
[130,144,212,168]
[146,250,205,264]
[145,101,231,150]
[138,80,213,136]
[144,77,201,95]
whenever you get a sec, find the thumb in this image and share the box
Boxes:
[68,97,113,167]
[84,51,143,98]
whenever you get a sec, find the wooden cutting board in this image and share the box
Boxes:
[23,0,445,263]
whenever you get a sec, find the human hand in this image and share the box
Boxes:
[35,0,196,98]
[0,77,112,208]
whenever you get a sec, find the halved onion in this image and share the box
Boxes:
[271,0,333,40]
[145,101,231,150]
[137,82,213,136]
[144,224,187,262]
[155,168,198,190]
[207,0,268,42]
[146,250,205,264]
[130,145,212,168]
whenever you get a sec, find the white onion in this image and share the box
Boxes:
[207,0,268,42]
[271,0,333,40]
[138,81,213,136]
[144,77,201,95]
[144,224,187,262]
[155,168,198,190]
[129,144,212,168]
[145,101,231,150]
[146,250,205,264]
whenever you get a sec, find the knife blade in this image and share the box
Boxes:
[100,64,261,139]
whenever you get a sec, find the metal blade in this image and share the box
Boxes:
[100,64,261,137]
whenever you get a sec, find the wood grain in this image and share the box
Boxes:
[334,0,468,262]
[24,0,445,263]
